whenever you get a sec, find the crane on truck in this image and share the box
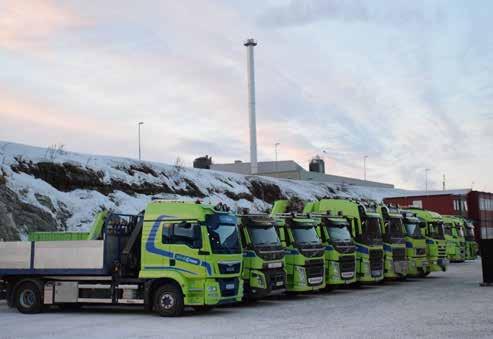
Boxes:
[405,208,448,274]
[378,205,408,279]
[308,199,384,283]
[271,200,326,293]
[238,214,287,299]
[400,210,429,277]
[0,200,244,316]
[304,200,357,287]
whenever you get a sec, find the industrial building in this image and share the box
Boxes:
[384,189,493,241]
[208,158,394,189]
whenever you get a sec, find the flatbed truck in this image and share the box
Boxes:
[271,200,326,292]
[238,214,286,299]
[312,199,384,283]
[0,200,244,316]
[304,201,357,286]
[378,205,408,279]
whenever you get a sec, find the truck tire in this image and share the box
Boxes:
[153,284,184,317]
[15,282,42,314]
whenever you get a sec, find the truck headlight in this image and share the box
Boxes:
[207,286,217,292]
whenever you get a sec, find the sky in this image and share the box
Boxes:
[1,0,492,191]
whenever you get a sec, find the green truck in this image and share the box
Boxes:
[378,205,408,279]
[443,215,465,262]
[304,200,357,286]
[271,200,326,292]
[0,200,244,316]
[309,199,384,283]
[406,208,448,274]
[238,214,287,299]
[400,210,429,277]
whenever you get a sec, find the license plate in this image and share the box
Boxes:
[341,272,354,278]
[275,281,284,287]
[225,284,235,290]
[308,277,323,285]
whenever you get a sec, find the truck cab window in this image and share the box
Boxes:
[162,222,202,249]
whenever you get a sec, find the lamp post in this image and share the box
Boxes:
[274,142,280,173]
[363,155,368,181]
[425,168,430,192]
[138,122,144,161]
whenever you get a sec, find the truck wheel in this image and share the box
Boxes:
[153,284,184,317]
[15,282,42,314]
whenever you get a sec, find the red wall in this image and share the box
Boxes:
[384,195,457,216]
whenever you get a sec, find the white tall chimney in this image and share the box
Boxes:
[244,38,258,175]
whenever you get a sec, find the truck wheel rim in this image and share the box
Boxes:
[19,290,35,308]
[160,293,175,310]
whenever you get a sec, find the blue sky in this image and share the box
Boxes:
[1,0,492,191]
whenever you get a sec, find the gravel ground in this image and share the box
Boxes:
[1,260,492,339]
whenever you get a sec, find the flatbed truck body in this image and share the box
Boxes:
[0,201,243,316]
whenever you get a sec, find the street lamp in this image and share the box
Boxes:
[274,142,280,173]
[363,155,368,181]
[138,122,144,161]
[425,168,431,192]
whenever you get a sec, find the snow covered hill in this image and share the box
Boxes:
[0,141,408,240]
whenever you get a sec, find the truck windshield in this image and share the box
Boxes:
[386,218,405,242]
[207,224,241,254]
[428,222,445,240]
[292,227,321,246]
[325,220,351,242]
[465,225,475,240]
[248,226,281,247]
[404,223,423,238]
[444,224,453,236]
[361,217,382,245]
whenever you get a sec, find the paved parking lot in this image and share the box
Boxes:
[1,260,492,339]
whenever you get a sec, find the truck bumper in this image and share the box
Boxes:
[429,258,448,272]
[245,269,286,299]
[407,257,429,276]
[325,261,357,286]
[203,278,243,306]
[384,260,408,279]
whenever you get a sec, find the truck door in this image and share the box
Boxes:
[164,221,205,276]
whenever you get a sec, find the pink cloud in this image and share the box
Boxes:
[0,0,85,51]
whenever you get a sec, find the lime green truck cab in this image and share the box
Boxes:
[400,210,428,277]
[378,206,408,279]
[271,200,326,292]
[406,208,448,273]
[442,216,460,262]
[1,201,243,316]
[238,214,287,299]
[443,215,465,262]
[312,199,384,283]
[304,200,357,286]
[463,219,478,260]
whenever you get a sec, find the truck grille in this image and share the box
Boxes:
[257,249,285,261]
[217,278,239,297]
[369,249,383,271]
[305,259,324,286]
[218,262,241,274]
[339,255,355,274]
[264,268,286,291]
[438,244,447,258]
[392,248,406,262]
